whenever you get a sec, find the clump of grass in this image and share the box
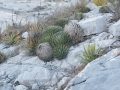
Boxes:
[2,30,21,46]
[93,0,108,6]
[33,6,45,11]
[75,12,84,20]
[79,43,103,64]
[25,23,42,56]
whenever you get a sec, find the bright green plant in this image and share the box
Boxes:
[53,45,69,60]
[33,6,45,11]
[43,26,63,36]
[54,18,69,28]
[80,43,103,64]
[2,31,21,46]
[75,12,84,20]
[0,52,7,63]
[80,7,90,13]
[52,31,71,46]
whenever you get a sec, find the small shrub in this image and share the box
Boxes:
[108,0,120,21]
[93,0,108,6]
[80,7,90,13]
[37,0,89,29]
[75,12,84,20]
[33,6,45,11]
[0,52,7,63]
[79,43,103,64]
[52,31,71,46]
[54,18,69,28]
[73,0,90,13]
[99,6,110,13]
[2,31,21,46]
[53,45,69,60]
[26,24,42,56]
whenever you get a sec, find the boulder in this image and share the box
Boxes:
[109,20,120,37]
[22,32,28,39]
[15,67,51,87]
[79,16,107,36]
[36,42,54,62]
[65,48,120,90]
[15,85,28,90]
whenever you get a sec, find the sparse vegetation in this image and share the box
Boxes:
[25,23,42,56]
[99,6,110,13]
[54,18,69,28]
[33,6,45,11]
[79,43,103,64]
[75,12,84,20]
[93,0,108,6]
[2,31,21,46]
[108,0,120,21]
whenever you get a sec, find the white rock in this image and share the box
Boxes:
[86,2,98,10]
[0,44,20,58]
[15,85,28,90]
[65,48,120,90]
[79,16,107,36]
[7,54,44,66]
[109,20,120,36]
[0,83,13,90]
[32,83,39,90]
[57,77,70,88]
[91,32,113,41]
[22,32,28,39]
[15,67,51,87]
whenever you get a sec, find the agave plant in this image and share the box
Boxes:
[2,31,21,46]
[52,31,71,46]
[80,43,103,64]
[43,26,63,36]
[53,45,69,60]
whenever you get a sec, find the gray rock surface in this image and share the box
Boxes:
[65,48,120,90]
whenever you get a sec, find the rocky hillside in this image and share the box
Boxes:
[0,0,120,90]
